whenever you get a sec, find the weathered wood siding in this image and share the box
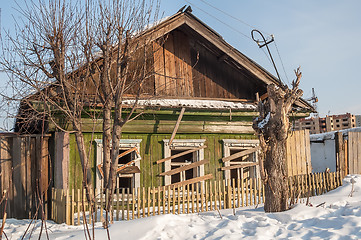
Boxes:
[153,29,266,100]
[286,130,312,176]
[67,131,257,190]
[0,135,50,219]
[347,132,361,174]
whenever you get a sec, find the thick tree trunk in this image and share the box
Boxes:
[263,137,289,212]
[253,68,303,212]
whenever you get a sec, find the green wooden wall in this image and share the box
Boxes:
[67,131,257,190]
[64,107,311,189]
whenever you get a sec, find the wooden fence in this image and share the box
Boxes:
[286,130,312,176]
[347,132,361,174]
[0,134,50,219]
[52,171,342,225]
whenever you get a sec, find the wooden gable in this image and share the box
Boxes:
[152,26,266,100]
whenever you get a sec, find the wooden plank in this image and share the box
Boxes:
[165,174,213,189]
[349,133,355,174]
[222,146,260,162]
[286,135,293,177]
[132,188,135,219]
[221,162,258,171]
[153,41,166,95]
[299,130,306,174]
[1,137,12,217]
[116,157,141,173]
[200,182,204,212]
[160,159,209,176]
[164,33,177,95]
[291,132,298,176]
[177,186,181,214]
[156,145,207,164]
[12,137,24,218]
[304,130,312,174]
[142,187,145,218]
[116,147,139,160]
[118,166,141,174]
[296,131,303,175]
[205,181,209,211]
[137,187,141,218]
[168,107,186,146]
[152,187,156,216]
[147,187,151,217]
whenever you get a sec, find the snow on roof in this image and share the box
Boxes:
[122,98,257,110]
[310,127,361,141]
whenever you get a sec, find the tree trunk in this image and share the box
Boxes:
[102,106,112,190]
[263,135,289,212]
[253,68,303,212]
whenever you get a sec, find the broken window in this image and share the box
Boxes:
[222,139,259,186]
[161,139,207,188]
[116,148,141,194]
[95,139,142,193]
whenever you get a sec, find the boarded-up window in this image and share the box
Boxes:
[162,139,206,188]
[222,139,259,186]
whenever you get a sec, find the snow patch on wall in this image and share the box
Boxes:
[122,98,257,110]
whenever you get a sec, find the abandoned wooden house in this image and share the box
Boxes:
[3,9,314,219]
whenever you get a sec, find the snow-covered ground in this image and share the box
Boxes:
[3,175,361,239]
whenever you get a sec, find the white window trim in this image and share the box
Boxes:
[163,139,206,186]
[222,139,259,186]
[95,139,142,191]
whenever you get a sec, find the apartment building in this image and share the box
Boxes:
[293,113,356,134]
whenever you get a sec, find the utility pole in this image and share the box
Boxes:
[251,29,283,86]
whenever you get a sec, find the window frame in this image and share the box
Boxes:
[95,139,142,192]
[162,139,206,186]
[222,139,259,186]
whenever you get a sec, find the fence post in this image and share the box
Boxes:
[142,187,146,218]
[153,187,156,216]
[131,188,135,220]
[157,186,161,215]
[177,186,181,214]
[227,183,231,209]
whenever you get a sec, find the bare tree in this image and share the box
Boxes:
[253,68,303,212]
[0,1,97,234]
[83,0,159,227]
[1,0,160,229]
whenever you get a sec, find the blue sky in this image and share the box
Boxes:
[1,0,361,126]
[160,1,361,117]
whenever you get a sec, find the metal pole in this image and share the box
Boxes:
[251,29,282,85]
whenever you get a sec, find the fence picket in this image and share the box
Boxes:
[177,186,181,214]
[152,187,156,216]
[201,183,204,212]
[172,185,176,215]
[196,183,200,213]
[53,171,344,225]
[157,186,161,215]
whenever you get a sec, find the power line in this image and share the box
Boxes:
[198,0,271,36]
[274,40,290,85]
[184,0,252,40]
[184,1,289,86]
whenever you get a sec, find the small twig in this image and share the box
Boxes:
[216,209,222,219]
[349,178,355,197]
[0,190,8,240]
[316,202,325,208]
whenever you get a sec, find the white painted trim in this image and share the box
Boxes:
[163,139,206,186]
[222,139,259,185]
[95,139,142,193]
